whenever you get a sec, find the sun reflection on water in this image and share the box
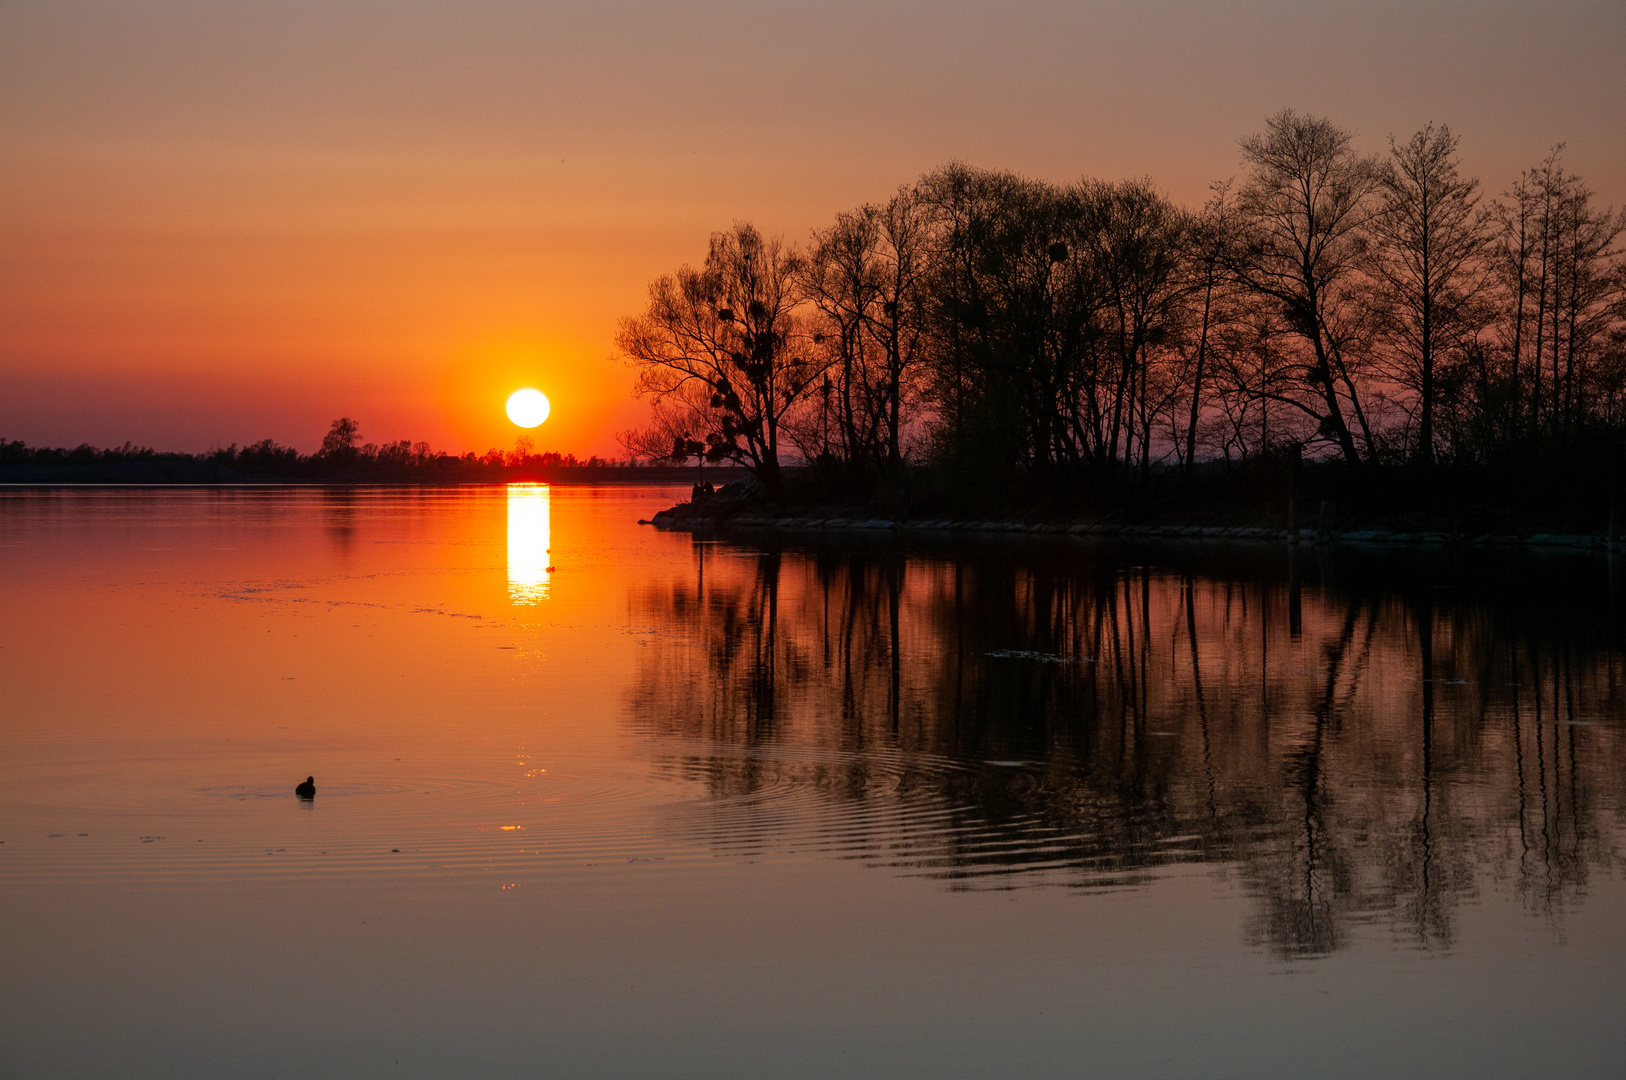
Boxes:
[506,483,551,603]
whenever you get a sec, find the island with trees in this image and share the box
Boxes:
[622,110,1626,544]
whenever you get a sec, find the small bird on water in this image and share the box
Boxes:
[295,776,316,799]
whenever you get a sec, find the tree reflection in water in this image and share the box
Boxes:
[626,535,1626,957]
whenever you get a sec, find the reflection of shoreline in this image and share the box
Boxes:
[507,483,551,603]
[626,538,1626,956]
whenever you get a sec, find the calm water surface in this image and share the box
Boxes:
[2,485,1624,1078]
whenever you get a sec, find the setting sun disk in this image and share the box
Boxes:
[506,389,551,428]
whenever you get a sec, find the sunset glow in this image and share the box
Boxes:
[6,1,1625,1074]
[2,2,1620,457]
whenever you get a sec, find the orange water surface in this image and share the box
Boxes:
[2,485,1624,1079]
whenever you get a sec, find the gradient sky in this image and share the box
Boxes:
[3,0,1622,456]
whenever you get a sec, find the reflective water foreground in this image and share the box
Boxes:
[2,486,1623,1079]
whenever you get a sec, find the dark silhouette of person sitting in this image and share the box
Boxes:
[295,776,316,799]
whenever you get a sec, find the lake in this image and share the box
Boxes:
[2,485,1623,1079]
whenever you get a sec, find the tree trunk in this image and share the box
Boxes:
[1185,274,1215,482]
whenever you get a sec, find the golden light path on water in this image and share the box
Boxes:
[506,483,551,603]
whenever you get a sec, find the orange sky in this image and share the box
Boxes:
[2,0,1622,456]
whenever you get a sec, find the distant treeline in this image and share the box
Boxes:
[0,440,176,465]
[618,109,1626,515]
[0,418,662,482]
[200,416,633,477]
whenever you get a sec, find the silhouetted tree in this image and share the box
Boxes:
[799,186,933,481]
[618,224,824,493]
[1178,183,1242,479]
[1231,110,1384,464]
[1491,149,1626,443]
[1369,124,1492,465]
[1075,177,1189,484]
[916,165,1104,481]
[318,417,361,466]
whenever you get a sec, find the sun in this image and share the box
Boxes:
[506,388,551,428]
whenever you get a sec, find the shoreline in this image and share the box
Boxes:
[646,510,1614,551]
[5,475,1613,550]
[0,464,744,486]
[641,460,1625,551]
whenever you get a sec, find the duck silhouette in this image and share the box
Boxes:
[295,776,316,799]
